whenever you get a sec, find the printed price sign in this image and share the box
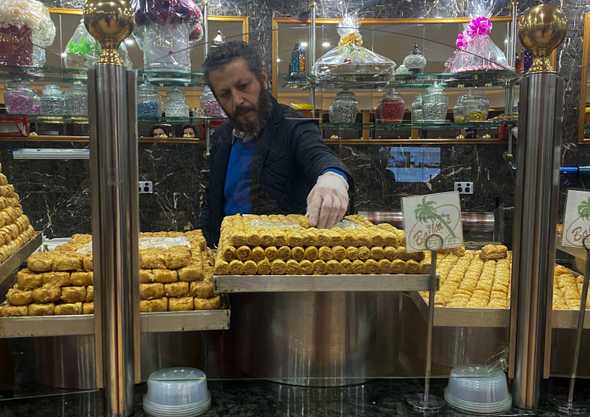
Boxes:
[562,190,590,248]
[402,192,464,253]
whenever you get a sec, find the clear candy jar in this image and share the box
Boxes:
[402,45,427,73]
[463,92,490,122]
[138,83,161,119]
[164,87,189,118]
[65,82,88,116]
[422,84,448,122]
[329,90,358,124]
[40,84,65,115]
[376,88,405,123]
[4,82,40,115]
[453,95,466,123]
[411,96,423,123]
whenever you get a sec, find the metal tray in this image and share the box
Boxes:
[0,308,230,338]
[214,274,434,293]
[0,232,42,288]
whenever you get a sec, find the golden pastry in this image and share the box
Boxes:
[32,285,61,303]
[312,260,327,275]
[153,269,177,283]
[61,286,87,303]
[370,247,384,260]
[246,233,261,247]
[190,280,215,298]
[316,231,330,247]
[28,303,55,316]
[83,302,95,314]
[420,261,432,274]
[480,244,508,260]
[277,246,291,262]
[259,231,274,247]
[327,230,343,247]
[140,250,166,269]
[271,259,287,275]
[304,246,319,261]
[340,259,353,274]
[378,259,391,274]
[326,260,342,275]
[53,254,82,271]
[291,246,305,262]
[139,270,155,283]
[42,272,72,287]
[264,246,279,261]
[236,246,252,261]
[358,246,371,261]
[194,295,221,310]
[55,302,82,315]
[405,260,420,274]
[250,247,266,263]
[16,269,42,290]
[27,253,53,273]
[86,285,94,302]
[390,259,406,274]
[345,246,359,261]
[229,260,245,275]
[318,246,333,261]
[286,230,304,247]
[222,246,237,262]
[164,247,191,270]
[303,230,319,247]
[169,297,194,311]
[0,304,28,316]
[299,260,314,275]
[164,282,189,298]
[243,260,258,275]
[214,260,230,275]
[71,271,93,286]
[408,251,425,262]
[384,246,397,261]
[139,298,168,312]
[231,232,248,247]
[83,256,93,271]
[178,265,204,282]
[351,259,365,274]
[396,247,409,261]
[286,259,301,275]
[332,246,346,261]
[6,288,32,306]
[140,283,164,300]
[257,259,271,275]
[363,259,379,274]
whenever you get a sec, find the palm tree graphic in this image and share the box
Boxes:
[577,197,590,221]
[415,197,457,238]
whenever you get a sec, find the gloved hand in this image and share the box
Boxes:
[306,172,349,229]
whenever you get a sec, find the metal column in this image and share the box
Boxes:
[84,1,140,416]
[510,4,566,409]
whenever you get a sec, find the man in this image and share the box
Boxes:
[200,41,352,245]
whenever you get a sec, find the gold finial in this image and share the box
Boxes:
[83,0,134,65]
[518,4,567,73]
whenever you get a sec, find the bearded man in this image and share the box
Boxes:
[200,41,352,245]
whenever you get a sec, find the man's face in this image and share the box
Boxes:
[207,58,267,135]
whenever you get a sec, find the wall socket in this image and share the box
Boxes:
[454,181,474,195]
[138,181,153,194]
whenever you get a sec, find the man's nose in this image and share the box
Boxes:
[231,89,245,106]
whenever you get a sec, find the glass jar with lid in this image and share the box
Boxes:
[138,83,161,119]
[422,84,448,122]
[453,95,467,123]
[463,91,490,122]
[376,88,405,123]
[329,90,358,124]
[411,95,423,123]
[164,88,189,119]
[65,82,88,116]
[4,82,40,115]
[402,44,427,73]
[40,84,66,115]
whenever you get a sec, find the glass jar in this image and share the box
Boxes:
[411,96,423,123]
[138,83,161,119]
[376,88,405,123]
[453,96,466,124]
[40,84,65,115]
[4,82,40,115]
[164,88,189,119]
[141,22,191,83]
[402,44,427,73]
[329,90,358,124]
[422,84,448,122]
[200,86,226,118]
[65,82,88,116]
[463,92,490,122]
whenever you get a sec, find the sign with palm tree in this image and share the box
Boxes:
[402,192,463,253]
[563,190,590,248]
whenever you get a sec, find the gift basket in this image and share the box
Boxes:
[445,3,512,73]
[312,14,395,84]
[64,19,132,71]
[0,0,55,67]
[132,0,203,84]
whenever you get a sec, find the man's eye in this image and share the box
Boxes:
[239,83,249,90]
[219,91,230,98]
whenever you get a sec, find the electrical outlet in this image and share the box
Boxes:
[138,181,153,194]
[454,181,474,195]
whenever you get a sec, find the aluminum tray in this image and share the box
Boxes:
[214,274,434,293]
[0,232,42,287]
[0,308,230,338]
[410,292,590,329]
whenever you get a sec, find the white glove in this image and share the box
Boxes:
[306,172,349,229]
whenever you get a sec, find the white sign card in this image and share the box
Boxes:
[402,192,464,253]
[562,189,590,248]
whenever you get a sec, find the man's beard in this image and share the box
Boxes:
[229,88,272,138]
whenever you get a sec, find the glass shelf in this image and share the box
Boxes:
[281,70,519,90]
[324,120,516,130]
[138,116,226,124]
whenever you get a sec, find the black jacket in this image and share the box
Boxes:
[200,96,352,245]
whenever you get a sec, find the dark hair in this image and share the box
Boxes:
[203,41,264,84]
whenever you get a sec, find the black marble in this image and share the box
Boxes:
[2,379,588,417]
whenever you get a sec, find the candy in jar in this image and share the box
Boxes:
[137,83,161,119]
[65,82,88,116]
[164,88,189,119]
[40,84,66,116]
[4,83,40,115]
[376,88,405,123]
[329,90,358,124]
